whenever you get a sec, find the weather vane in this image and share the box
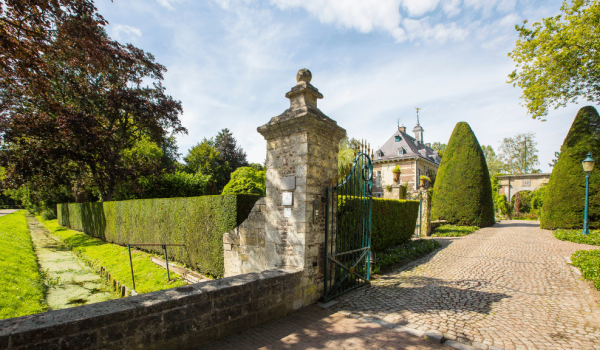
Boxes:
[416,107,421,116]
[397,118,401,128]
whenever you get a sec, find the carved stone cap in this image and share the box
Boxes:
[285,69,323,109]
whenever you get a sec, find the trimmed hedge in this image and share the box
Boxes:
[58,194,260,278]
[541,106,600,229]
[431,122,495,227]
[372,198,420,252]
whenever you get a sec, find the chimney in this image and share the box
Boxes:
[398,126,406,133]
[425,143,431,148]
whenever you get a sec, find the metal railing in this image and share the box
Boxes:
[127,243,184,290]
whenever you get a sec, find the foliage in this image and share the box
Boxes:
[431,225,479,237]
[221,167,266,197]
[57,194,260,278]
[248,163,266,171]
[508,0,600,120]
[385,185,393,192]
[511,190,532,213]
[214,128,249,175]
[136,171,210,199]
[0,0,186,201]
[392,165,401,173]
[431,142,446,158]
[572,250,600,290]
[0,211,48,320]
[554,228,600,246]
[371,198,420,252]
[495,193,513,218]
[420,175,431,182]
[338,136,361,181]
[498,133,540,174]
[530,185,547,209]
[482,145,506,177]
[372,239,440,274]
[549,151,561,168]
[541,106,600,229]
[37,216,187,293]
[431,122,495,227]
[184,138,230,194]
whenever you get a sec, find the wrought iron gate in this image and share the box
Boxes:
[323,151,373,302]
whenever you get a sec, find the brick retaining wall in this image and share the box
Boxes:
[0,268,303,350]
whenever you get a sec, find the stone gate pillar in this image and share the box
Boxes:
[223,69,345,306]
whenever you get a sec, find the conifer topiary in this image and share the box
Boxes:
[431,122,495,227]
[541,106,600,229]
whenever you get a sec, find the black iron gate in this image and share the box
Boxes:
[323,151,373,302]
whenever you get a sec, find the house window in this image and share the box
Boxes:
[395,135,401,142]
[377,150,384,157]
[376,171,382,187]
[398,148,406,155]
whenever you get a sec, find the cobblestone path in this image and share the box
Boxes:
[336,221,600,350]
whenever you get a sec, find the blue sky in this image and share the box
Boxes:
[96,0,590,172]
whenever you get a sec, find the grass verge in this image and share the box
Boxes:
[554,229,600,246]
[553,229,600,290]
[0,211,48,320]
[373,239,441,274]
[431,224,479,237]
[571,250,600,290]
[37,217,187,294]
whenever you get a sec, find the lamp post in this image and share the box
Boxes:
[582,152,595,235]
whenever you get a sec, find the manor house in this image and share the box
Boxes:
[372,118,441,197]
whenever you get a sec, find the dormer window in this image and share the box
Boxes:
[395,135,401,142]
[398,147,406,155]
[377,150,384,157]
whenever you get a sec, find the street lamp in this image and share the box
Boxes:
[582,152,595,235]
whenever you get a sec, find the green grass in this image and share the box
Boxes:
[373,239,441,274]
[571,250,600,290]
[554,229,600,246]
[553,229,600,290]
[37,217,187,293]
[431,224,479,237]
[0,211,48,320]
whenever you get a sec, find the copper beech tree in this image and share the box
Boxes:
[0,0,185,201]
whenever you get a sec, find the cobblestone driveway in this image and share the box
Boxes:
[336,221,600,350]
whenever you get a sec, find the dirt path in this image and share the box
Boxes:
[26,216,116,310]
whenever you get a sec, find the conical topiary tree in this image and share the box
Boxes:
[431,122,495,227]
[541,106,600,229]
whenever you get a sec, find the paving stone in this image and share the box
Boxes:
[336,221,600,350]
[444,339,480,350]
[424,329,445,343]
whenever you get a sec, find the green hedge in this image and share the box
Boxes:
[58,194,260,278]
[372,198,420,252]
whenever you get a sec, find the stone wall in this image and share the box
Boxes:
[0,268,302,350]
[497,173,550,201]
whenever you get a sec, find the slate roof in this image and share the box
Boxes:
[374,129,441,165]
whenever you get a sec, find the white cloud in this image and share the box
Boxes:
[271,0,404,39]
[108,24,142,42]
[156,0,186,10]
[442,0,462,17]
[498,13,520,27]
[403,18,469,43]
[464,0,515,15]
[401,0,440,17]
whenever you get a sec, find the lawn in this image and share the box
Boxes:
[0,211,48,320]
[431,224,479,237]
[37,217,187,294]
[554,228,600,290]
[373,239,441,274]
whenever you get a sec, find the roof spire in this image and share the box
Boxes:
[415,107,421,126]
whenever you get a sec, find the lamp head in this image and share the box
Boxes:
[582,152,595,173]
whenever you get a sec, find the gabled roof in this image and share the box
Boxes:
[374,129,441,165]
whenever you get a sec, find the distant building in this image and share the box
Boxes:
[496,173,551,201]
[372,119,441,197]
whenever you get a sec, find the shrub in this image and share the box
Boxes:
[57,194,260,278]
[372,239,440,274]
[371,198,420,252]
[511,190,532,213]
[392,165,401,173]
[137,171,210,199]
[431,224,479,237]
[431,122,495,227]
[221,167,266,197]
[541,106,600,229]
[571,250,600,290]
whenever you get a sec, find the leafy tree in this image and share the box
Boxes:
[508,0,600,120]
[498,133,539,174]
[549,151,561,168]
[431,142,447,158]
[431,122,495,227]
[541,106,600,229]
[248,163,265,171]
[530,185,547,210]
[214,128,248,173]
[511,190,532,213]
[0,0,185,202]
[221,167,266,197]
[481,145,505,177]
[338,136,361,180]
[136,171,210,199]
[183,138,229,194]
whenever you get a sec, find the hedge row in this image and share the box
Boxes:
[58,194,260,278]
[372,198,420,251]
